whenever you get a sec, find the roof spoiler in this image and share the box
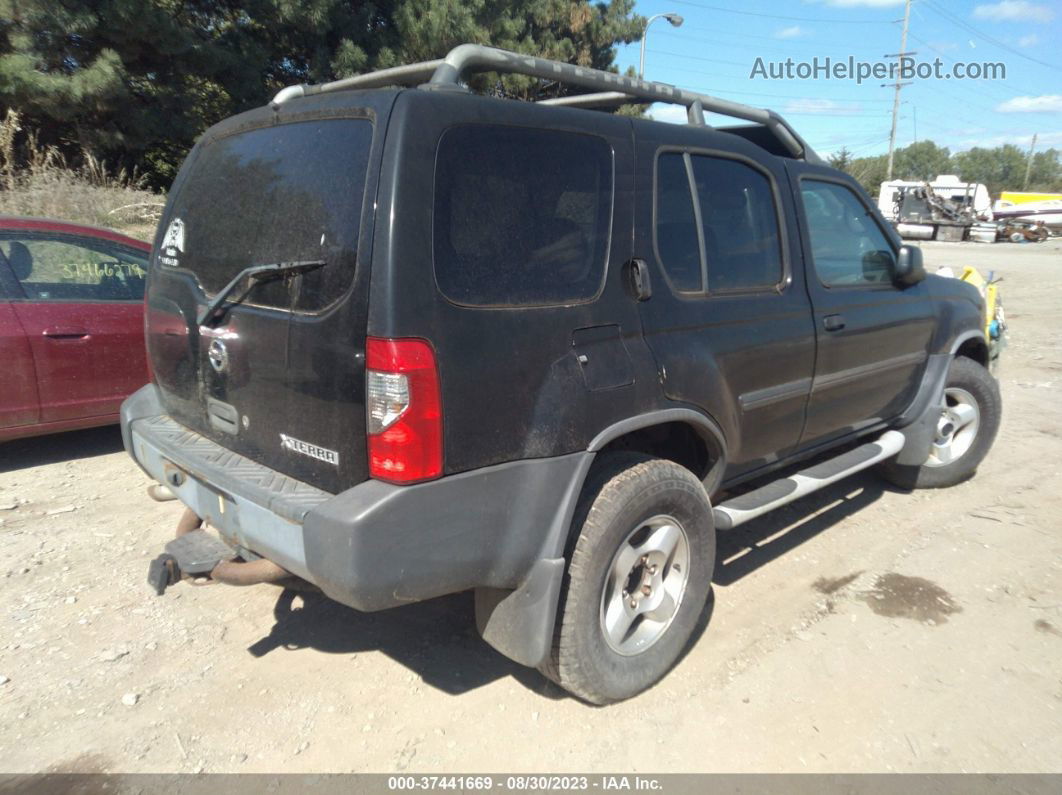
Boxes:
[271,44,821,164]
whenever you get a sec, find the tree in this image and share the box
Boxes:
[828,141,951,195]
[827,146,852,172]
[1028,149,1062,191]
[0,0,644,187]
[953,144,1030,195]
[833,140,1062,197]
[893,140,951,182]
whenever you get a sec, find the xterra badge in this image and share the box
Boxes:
[280,434,339,466]
[159,218,185,267]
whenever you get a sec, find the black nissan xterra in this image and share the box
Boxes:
[123,45,1001,704]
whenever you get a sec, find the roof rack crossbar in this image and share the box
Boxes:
[540,92,709,127]
[270,44,819,162]
[271,60,443,107]
[427,45,813,160]
[537,91,635,109]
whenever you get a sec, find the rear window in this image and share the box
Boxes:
[160,117,373,311]
[433,125,613,307]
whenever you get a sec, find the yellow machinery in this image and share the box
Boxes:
[958,266,1006,370]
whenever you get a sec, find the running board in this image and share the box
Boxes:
[712,430,905,530]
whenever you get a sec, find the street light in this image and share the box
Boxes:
[639,13,684,78]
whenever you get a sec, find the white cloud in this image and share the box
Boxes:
[774,26,805,39]
[996,94,1062,112]
[1018,34,1040,47]
[972,1,1054,23]
[783,98,864,116]
[649,104,691,125]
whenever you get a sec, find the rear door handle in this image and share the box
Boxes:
[822,314,846,332]
[43,326,89,339]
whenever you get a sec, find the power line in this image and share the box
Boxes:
[660,0,893,25]
[905,25,1025,103]
[654,27,887,56]
[644,55,895,103]
[642,47,748,69]
[922,0,1062,72]
[645,50,1024,133]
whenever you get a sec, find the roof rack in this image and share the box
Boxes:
[271,44,821,163]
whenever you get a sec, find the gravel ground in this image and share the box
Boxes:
[1,240,1060,774]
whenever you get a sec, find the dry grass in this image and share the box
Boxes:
[0,110,163,242]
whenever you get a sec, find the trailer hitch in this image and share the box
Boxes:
[147,512,294,595]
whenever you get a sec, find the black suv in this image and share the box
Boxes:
[123,45,1001,704]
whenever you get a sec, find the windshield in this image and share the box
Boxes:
[158,117,373,312]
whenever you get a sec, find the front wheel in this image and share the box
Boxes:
[541,454,715,704]
[880,356,1001,489]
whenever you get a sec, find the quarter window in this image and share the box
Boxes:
[433,125,613,307]
[654,153,702,292]
[0,236,147,302]
[800,180,896,286]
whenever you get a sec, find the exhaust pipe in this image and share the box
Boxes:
[176,507,203,537]
[149,507,301,595]
[210,557,290,586]
[147,484,178,502]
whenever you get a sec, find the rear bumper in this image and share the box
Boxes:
[121,384,588,614]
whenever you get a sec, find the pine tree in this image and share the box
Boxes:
[0,0,643,187]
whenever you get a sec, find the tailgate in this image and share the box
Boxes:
[146,112,377,494]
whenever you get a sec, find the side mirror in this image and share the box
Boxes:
[892,244,925,287]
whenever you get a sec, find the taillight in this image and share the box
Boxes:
[366,337,442,484]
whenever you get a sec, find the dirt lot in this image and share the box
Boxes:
[1,240,1060,774]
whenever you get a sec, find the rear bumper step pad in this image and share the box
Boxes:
[147,529,236,595]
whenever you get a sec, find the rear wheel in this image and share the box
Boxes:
[881,356,1001,489]
[541,454,714,704]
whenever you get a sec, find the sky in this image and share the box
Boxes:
[612,0,1061,160]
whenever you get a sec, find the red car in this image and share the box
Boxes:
[1,217,151,442]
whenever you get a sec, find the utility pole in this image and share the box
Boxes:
[912,106,917,142]
[1023,133,1038,190]
[886,0,913,180]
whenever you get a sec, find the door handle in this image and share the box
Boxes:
[43,327,89,339]
[823,314,846,332]
[625,258,652,301]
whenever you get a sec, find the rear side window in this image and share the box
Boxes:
[0,236,147,302]
[690,155,783,291]
[161,117,373,311]
[433,125,613,307]
[654,152,784,294]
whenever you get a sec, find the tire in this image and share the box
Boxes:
[880,356,1001,490]
[541,453,715,704]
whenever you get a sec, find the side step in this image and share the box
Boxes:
[713,430,905,530]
